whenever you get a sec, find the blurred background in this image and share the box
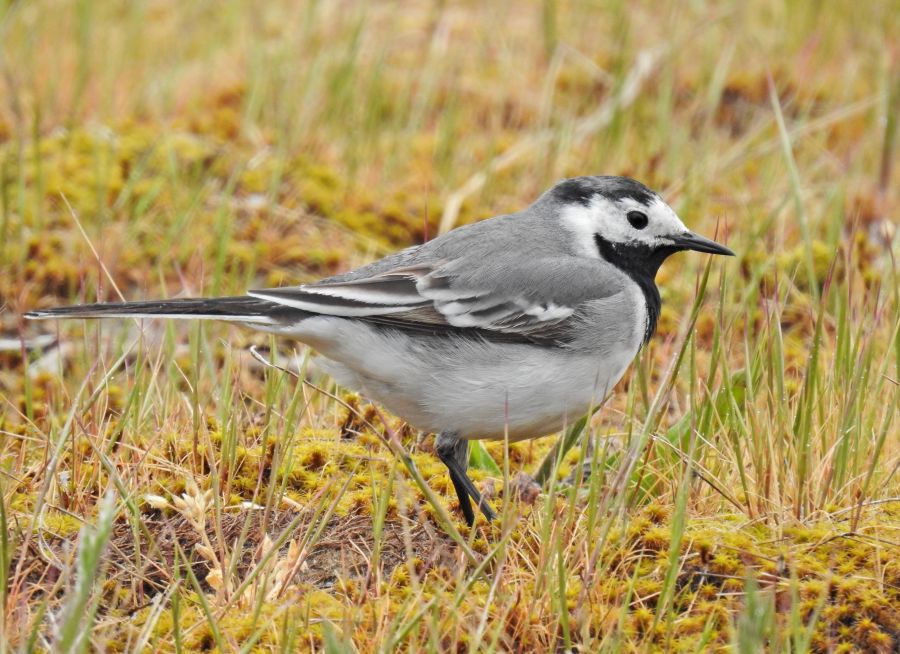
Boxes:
[1,1,895,307]
[0,1,898,651]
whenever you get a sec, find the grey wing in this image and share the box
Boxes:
[248,255,625,345]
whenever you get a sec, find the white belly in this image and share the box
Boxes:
[269,314,642,441]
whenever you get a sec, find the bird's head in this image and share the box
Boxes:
[547,176,733,275]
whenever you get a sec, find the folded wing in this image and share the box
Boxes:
[249,257,621,345]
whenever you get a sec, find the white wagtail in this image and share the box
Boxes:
[26,176,733,525]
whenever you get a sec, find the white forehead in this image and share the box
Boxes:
[560,194,688,256]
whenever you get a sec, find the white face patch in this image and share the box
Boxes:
[560,195,689,255]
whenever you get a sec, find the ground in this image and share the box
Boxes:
[0,1,898,652]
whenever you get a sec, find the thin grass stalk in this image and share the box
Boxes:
[177,543,227,652]
[0,482,9,654]
[54,490,117,654]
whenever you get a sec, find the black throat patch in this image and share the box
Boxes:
[594,234,677,343]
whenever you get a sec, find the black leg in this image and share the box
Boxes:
[435,432,497,525]
[448,468,475,526]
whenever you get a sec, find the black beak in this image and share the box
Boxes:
[671,232,734,256]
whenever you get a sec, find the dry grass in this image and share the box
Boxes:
[1,1,898,651]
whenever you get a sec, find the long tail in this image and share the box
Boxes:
[25,296,297,325]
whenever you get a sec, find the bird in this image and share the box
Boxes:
[26,176,734,526]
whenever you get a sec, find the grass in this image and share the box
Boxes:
[1,0,898,651]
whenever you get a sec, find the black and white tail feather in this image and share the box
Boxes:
[24,296,296,325]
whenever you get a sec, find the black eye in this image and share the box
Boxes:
[627,210,649,230]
